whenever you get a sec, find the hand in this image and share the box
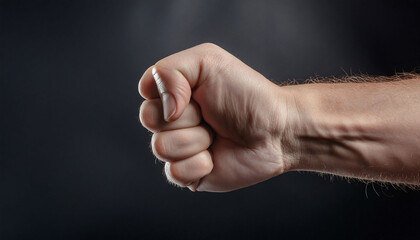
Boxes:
[138,43,295,192]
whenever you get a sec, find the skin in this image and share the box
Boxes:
[138,43,420,192]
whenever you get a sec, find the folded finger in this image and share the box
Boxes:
[151,125,212,162]
[152,125,212,161]
[140,99,201,133]
[164,150,213,187]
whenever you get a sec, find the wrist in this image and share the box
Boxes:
[276,83,347,173]
[274,85,308,173]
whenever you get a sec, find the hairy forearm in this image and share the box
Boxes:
[280,76,420,184]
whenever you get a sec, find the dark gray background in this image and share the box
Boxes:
[1,0,420,239]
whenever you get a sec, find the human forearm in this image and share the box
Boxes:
[139,43,420,191]
[281,77,420,184]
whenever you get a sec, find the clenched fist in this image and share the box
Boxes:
[139,43,420,191]
[138,43,297,192]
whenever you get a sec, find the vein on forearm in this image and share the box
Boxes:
[287,72,420,184]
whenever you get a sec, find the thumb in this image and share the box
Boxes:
[151,66,192,122]
[139,43,221,122]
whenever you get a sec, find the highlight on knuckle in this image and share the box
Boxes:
[198,151,213,174]
[201,46,228,71]
[200,42,222,51]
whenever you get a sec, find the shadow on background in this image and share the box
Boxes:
[1,1,420,239]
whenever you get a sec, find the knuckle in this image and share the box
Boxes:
[200,42,220,50]
[151,133,168,159]
[139,101,158,131]
[200,45,229,70]
[168,163,188,186]
[169,163,181,181]
[198,152,213,174]
[175,131,190,148]
[154,59,167,71]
